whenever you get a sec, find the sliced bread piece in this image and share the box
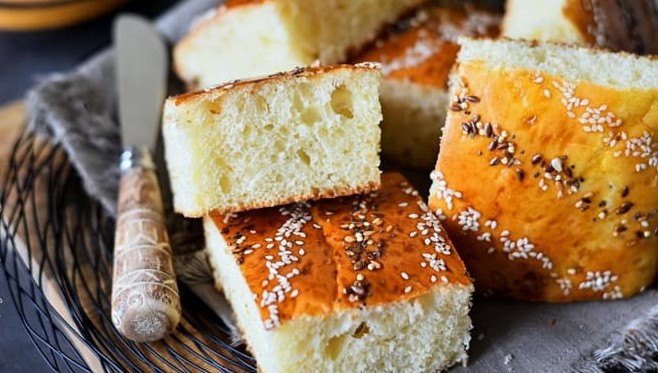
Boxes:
[502,0,658,54]
[204,172,473,373]
[163,64,382,217]
[429,37,658,302]
[353,2,501,169]
[174,0,424,89]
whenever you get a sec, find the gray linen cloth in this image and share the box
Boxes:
[25,0,658,371]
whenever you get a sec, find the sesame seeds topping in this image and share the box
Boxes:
[457,207,481,232]
[400,272,409,280]
[430,170,462,211]
[404,286,413,294]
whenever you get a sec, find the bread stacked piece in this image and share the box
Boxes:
[204,173,473,372]
[502,0,658,54]
[174,0,425,89]
[353,1,501,169]
[163,64,382,217]
[429,37,658,302]
[166,13,475,368]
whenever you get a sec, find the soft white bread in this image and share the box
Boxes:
[353,3,501,169]
[174,0,424,89]
[163,64,382,217]
[502,0,658,54]
[429,38,658,302]
[205,172,473,373]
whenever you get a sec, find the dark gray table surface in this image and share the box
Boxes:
[0,1,179,371]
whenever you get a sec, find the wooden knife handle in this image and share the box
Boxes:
[111,148,181,342]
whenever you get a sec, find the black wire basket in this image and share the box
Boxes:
[0,129,258,372]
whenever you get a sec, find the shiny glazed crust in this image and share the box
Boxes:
[208,172,471,326]
[429,40,658,302]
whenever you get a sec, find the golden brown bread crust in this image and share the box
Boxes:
[429,58,658,302]
[563,0,658,54]
[183,181,381,218]
[353,3,500,88]
[169,63,380,107]
[209,172,471,328]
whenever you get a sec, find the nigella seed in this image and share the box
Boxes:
[465,95,480,103]
[488,140,498,151]
[472,114,481,123]
[450,104,463,111]
[353,260,366,270]
[615,202,634,215]
[461,122,472,134]
[616,225,628,233]
[485,123,493,137]
[531,154,542,165]
[621,186,629,198]
[564,167,573,178]
[497,141,509,150]
[654,226,658,237]
[515,169,525,181]
[599,200,607,207]
[490,157,500,166]
[636,231,645,239]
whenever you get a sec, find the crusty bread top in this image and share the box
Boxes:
[428,38,658,301]
[458,37,658,90]
[209,173,471,328]
[168,63,381,107]
[353,3,500,88]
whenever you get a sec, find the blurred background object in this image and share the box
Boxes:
[0,0,130,31]
[0,2,180,372]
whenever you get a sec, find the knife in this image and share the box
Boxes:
[110,14,181,342]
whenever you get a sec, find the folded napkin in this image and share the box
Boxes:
[25,0,658,371]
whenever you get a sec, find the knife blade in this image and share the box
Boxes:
[110,14,181,342]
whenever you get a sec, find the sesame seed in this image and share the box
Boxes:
[409,231,418,238]
[431,275,438,283]
[290,289,299,298]
[408,213,419,219]
[404,286,413,294]
[385,225,393,233]
[252,243,262,249]
[398,202,409,207]
[550,158,563,172]
[356,273,365,281]
[401,272,409,280]
[344,235,355,243]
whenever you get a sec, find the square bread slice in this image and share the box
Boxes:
[429,37,658,302]
[353,1,501,169]
[502,0,658,54]
[204,172,473,373]
[174,0,424,89]
[163,64,382,217]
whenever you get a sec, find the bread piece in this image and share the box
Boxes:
[353,2,500,169]
[205,172,473,373]
[163,64,382,217]
[502,0,658,54]
[428,37,658,302]
[174,0,424,89]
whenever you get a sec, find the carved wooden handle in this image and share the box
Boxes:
[111,158,181,342]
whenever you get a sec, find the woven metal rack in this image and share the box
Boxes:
[0,130,257,372]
